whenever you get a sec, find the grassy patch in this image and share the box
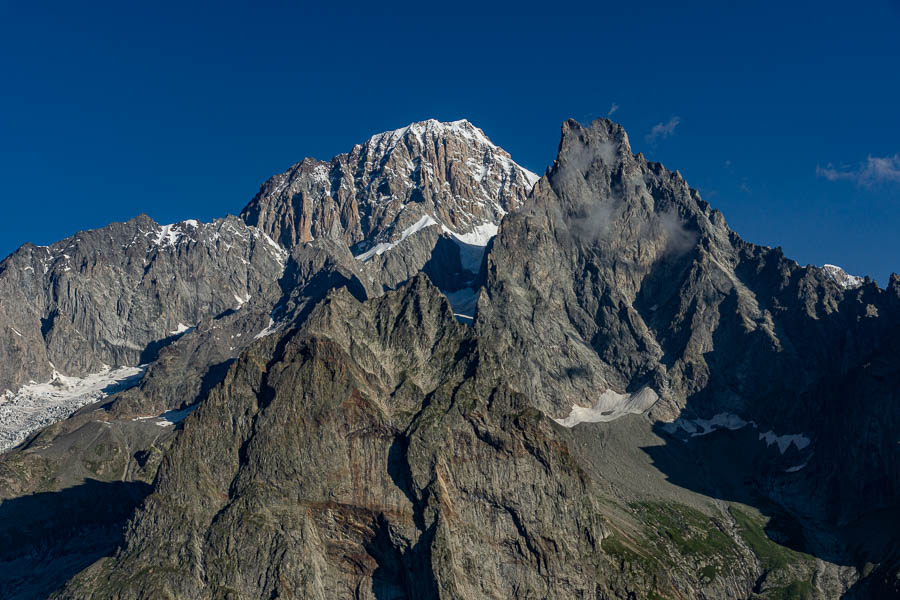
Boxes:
[601,533,640,561]
[773,580,812,600]
[634,502,736,559]
[700,564,718,581]
[729,505,810,572]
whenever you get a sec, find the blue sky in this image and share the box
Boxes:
[2,1,899,282]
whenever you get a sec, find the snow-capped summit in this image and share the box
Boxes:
[241,119,539,253]
[823,263,864,289]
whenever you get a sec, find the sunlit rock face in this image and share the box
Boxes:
[241,118,538,251]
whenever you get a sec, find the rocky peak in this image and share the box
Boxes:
[558,118,632,163]
[477,117,884,423]
[240,119,539,254]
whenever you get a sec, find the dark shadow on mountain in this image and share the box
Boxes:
[197,358,235,402]
[372,435,439,599]
[0,479,151,599]
[273,250,369,327]
[99,367,146,396]
[644,425,900,576]
[292,267,368,324]
[139,329,192,364]
[214,307,238,319]
[634,245,900,583]
[367,515,439,600]
[843,550,900,598]
[422,236,468,291]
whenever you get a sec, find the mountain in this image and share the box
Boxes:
[0,215,287,394]
[0,118,898,599]
[241,118,538,296]
[242,119,537,250]
[0,120,538,452]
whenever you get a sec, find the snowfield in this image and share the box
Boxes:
[132,404,198,427]
[553,387,659,427]
[0,365,146,452]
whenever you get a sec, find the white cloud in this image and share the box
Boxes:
[816,164,856,182]
[862,155,900,185]
[646,116,681,143]
[817,154,900,187]
[608,103,619,116]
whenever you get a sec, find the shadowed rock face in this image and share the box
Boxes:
[474,119,900,593]
[478,117,900,548]
[1,118,900,599]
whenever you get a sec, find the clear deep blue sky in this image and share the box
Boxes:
[2,1,899,282]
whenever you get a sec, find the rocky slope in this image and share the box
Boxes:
[0,118,898,599]
[0,214,287,395]
[59,276,616,599]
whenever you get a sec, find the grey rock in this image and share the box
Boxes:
[58,276,615,599]
[0,214,287,395]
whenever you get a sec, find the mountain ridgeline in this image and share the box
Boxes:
[0,118,897,599]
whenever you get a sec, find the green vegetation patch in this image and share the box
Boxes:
[728,505,811,572]
[633,501,737,559]
[601,533,640,562]
[772,580,812,600]
[700,564,718,581]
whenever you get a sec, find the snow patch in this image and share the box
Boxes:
[234,292,251,307]
[255,229,289,267]
[133,404,198,427]
[443,287,480,323]
[450,222,498,247]
[441,221,500,272]
[554,387,659,427]
[254,318,278,340]
[662,412,750,436]
[355,214,440,262]
[785,453,813,473]
[169,323,193,336]
[663,412,813,457]
[151,224,183,248]
[759,430,811,454]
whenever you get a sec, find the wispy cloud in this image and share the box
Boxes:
[608,103,619,116]
[646,116,680,143]
[817,154,900,187]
